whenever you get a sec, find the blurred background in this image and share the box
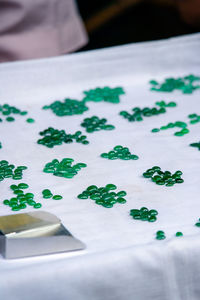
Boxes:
[77,0,200,51]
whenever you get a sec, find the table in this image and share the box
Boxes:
[0,33,200,300]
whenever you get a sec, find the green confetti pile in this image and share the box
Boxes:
[43,98,89,116]
[81,116,115,133]
[101,145,139,160]
[150,75,200,94]
[3,183,42,211]
[0,160,27,181]
[37,127,89,148]
[43,158,87,179]
[78,184,127,208]
[83,87,125,103]
[130,207,158,222]
[143,166,184,186]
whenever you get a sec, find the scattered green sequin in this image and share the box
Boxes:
[143,166,184,186]
[81,116,115,133]
[0,160,27,182]
[83,86,125,104]
[3,183,42,211]
[78,184,127,208]
[101,145,139,160]
[119,101,176,123]
[0,142,2,149]
[130,207,158,222]
[43,158,87,179]
[43,98,89,116]
[156,230,166,240]
[151,120,189,136]
[37,127,89,148]
[0,104,29,122]
[26,118,35,123]
[190,141,200,151]
[150,75,200,94]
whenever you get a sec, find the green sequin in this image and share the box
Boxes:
[190,141,200,151]
[52,195,63,200]
[18,183,29,189]
[26,118,35,123]
[6,116,15,122]
[175,232,183,237]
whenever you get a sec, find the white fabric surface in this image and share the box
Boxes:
[0,33,200,300]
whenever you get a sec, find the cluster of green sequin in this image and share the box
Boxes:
[3,183,42,211]
[130,207,158,222]
[190,141,200,151]
[0,142,2,149]
[152,121,189,136]
[78,184,127,208]
[43,158,87,179]
[83,87,125,104]
[0,160,27,181]
[101,145,139,160]
[43,98,89,116]
[150,75,200,94]
[119,102,175,122]
[37,127,89,148]
[81,116,115,133]
[143,166,184,186]
[42,189,63,200]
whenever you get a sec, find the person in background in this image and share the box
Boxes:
[0,0,88,62]
[176,0,200,27]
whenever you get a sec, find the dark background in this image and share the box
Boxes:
[77,0,199,51]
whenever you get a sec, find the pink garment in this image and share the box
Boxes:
[0,0,88,62]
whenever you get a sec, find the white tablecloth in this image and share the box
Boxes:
[0,33,200,300]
